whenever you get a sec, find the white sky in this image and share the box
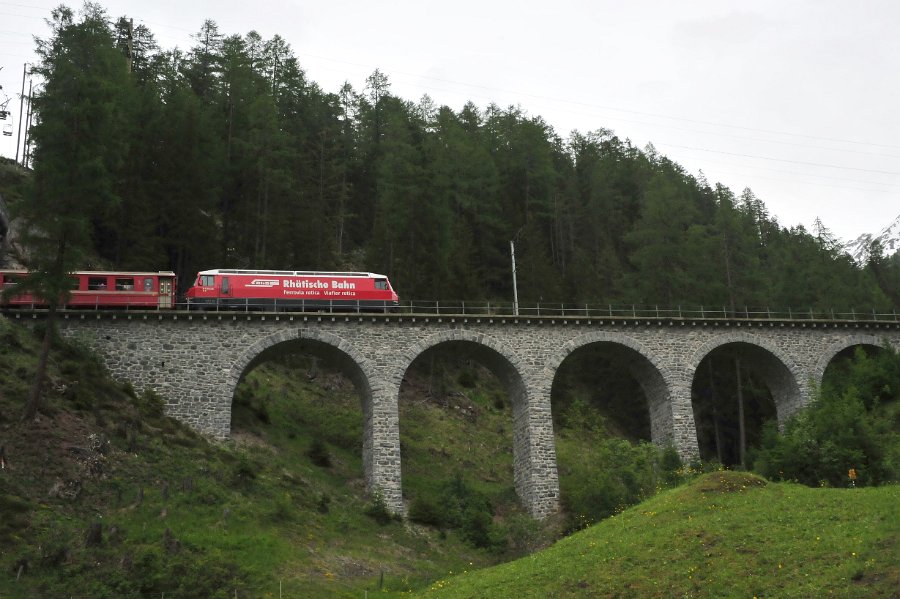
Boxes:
[1,0,898,243]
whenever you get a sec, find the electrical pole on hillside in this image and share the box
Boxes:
[510,240,519,316]
[22,79,32,169]
[15,64,27,166]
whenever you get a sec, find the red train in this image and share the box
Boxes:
[0,268,400,312]
[184,269,400,312]
[0,270,177,309]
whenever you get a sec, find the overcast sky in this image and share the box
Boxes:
[1,0,897,243]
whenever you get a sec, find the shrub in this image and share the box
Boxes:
[660,446,683,485]
[408,495,443,527]
[365,492,399,525]
[754,385,897,487]
[559,438,660,531]
[307,437,331,468]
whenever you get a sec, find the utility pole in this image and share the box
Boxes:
[22,79,32,169]
[510,240,519,316]
[15,63,26,166]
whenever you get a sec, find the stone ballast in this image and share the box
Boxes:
[7,309,897,519]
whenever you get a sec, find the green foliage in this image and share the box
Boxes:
[754,387,897,487]
[364,491,400,526]
[1,2,893,311]
[660,446,684,486]
[306,437,332,468]
[755,347,900,486]
[558,437,662,532]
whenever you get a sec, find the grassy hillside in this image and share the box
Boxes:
[416,471,899,598]
[0,317,559,598]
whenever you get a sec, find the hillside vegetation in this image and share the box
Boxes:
[417,471,900,599]
[0,316,508,597]
[0,315,683,597]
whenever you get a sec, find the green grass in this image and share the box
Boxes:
[415,471,900,598]
[0,319,521,597]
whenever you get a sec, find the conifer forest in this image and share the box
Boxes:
[4,4,899,311]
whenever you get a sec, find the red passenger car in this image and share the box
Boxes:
[0,270,177,309]
[184,269,399,312]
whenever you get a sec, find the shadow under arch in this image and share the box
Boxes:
[393,329,540,513]
[545,331,674,447]
[224,328,385,496]
[689,333,803,424]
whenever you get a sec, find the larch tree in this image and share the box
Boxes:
[13,4,132,420]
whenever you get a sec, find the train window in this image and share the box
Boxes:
[375,278,388,290]
[115,278,135,291]
[144,278,153,292]
[2,274,22,288]
[201,275,215,286]
[88,277,108,290]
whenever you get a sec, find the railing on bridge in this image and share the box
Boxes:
[3,299,898,322]
[396,301,899,322]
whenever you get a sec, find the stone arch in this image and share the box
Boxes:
[225,328,377,401]
[392,328,528,391]
[688,332,803,424]
[544,331,675,448]
[224,328,402,512]
[394,329,554,517]
[813,334,892,386]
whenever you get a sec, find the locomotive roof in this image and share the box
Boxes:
[199,269,388,278]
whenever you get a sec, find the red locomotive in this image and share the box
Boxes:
[0,270,177,309]
[184,269,400,312]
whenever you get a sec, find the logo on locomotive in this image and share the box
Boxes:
[247,279,280,288]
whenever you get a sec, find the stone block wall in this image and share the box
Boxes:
[27,310,896,519]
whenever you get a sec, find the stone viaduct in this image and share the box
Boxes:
[7,309,899,518]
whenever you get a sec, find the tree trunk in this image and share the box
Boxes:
[707,359,724,464]
[22,303,56,421]
[734,355,747,469]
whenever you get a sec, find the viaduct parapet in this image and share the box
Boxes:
[8,310,898,518]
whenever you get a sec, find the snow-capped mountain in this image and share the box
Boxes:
[845,214,900,264]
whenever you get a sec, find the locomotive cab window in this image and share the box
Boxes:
[88,277,108,290]
[375,278,388,290]
[115,278,135,291]
[200,275,215,287]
